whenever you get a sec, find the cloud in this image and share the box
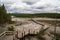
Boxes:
[0,0,60,13]
[23,0,40,5]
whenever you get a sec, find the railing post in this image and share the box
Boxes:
[22,33,23,37]
[15,31,18,38]
[24,31,25,35]
[29,29,30,34]
[23,31,25,40]
[13,35,15,40]
[33,31,35,34]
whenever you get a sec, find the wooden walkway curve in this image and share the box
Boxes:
[14,19,46,40]
[31,18,44,26]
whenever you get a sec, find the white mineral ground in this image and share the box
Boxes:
[1,18,59,40]
[11,17,60,40]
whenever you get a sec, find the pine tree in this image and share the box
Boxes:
[0,4,11,24]
[0,5,4,24]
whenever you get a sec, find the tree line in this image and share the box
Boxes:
[10,13,60,18]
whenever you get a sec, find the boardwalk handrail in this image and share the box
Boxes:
[0,31,15,39]
[0,31,6,38]
[31,18,44,26]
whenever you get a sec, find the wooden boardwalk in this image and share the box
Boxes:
[0,19,53,40]
[15,30,38,40]
[14,21,42,38]
[14,19,49,40]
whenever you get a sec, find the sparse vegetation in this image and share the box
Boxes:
[50,33,60,40]
[37,20,60,26]
[7,26,14,31]
[37,27,49,40]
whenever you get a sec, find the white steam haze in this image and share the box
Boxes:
[0,0,60,13]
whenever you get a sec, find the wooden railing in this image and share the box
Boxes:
[31,18,44,26]
[0,31,15,40]
[0,31,6,38]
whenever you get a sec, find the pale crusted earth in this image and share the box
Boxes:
[0,18,60,40]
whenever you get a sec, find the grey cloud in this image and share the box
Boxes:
[0,0,60,13]
[23,1,34,5]
[23,0,40,5]
[35,7,46,9]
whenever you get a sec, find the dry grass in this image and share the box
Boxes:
[37,20,60,26]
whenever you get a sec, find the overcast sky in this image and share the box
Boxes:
[0,0,60,13]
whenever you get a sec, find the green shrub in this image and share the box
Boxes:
[8,26,14,31]
[37,27,49,40]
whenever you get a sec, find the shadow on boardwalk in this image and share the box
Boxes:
[16,32,38,40]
